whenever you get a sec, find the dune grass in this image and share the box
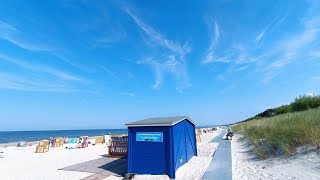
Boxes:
[232,108,320,159]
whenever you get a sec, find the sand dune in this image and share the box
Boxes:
[232,135,320,180]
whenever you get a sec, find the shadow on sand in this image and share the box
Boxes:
[59,155,127,177]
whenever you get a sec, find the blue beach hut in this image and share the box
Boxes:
[126,116,197,179]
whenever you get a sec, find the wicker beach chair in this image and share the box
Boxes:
[196,129,201,142]
[108,134,128,157]
[36,140,49,153]
[95,136,104,145]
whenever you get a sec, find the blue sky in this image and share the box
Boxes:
[1,0,320,131]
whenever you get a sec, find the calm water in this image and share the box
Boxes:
[0,129,127,144]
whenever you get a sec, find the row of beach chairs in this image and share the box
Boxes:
[35,136,106,153]
[34,134,129,157]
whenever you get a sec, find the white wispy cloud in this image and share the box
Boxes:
[0,54,89,83]
[95,26,127,45]
[262,16,320,82]
[0,20,86,73]
[202,10,320,84]
[0,20,53,51]
[309,50,320,58]
[124,7,191,92]
[202,21,220,64]
[255,31,265,43]
[203,49,259,65]
[0,21,17,33]
[0,72,93,93]
[202,15,287,66]
[312,76,320,80]
[120,92,135,97]
[237,65,249,71]
[97,64,120,80]
[52,52,93,72]
[138,55,190,91]
[255,15,287,43]
[124,8,190,55]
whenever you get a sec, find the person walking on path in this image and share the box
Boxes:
[226,127,233,140]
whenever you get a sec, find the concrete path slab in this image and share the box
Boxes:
[202,130,232,180]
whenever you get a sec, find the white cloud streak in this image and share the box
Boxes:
[0,21,53,51]
[263,16,320,82]
[95,26,127,45]
[124,7,191,92]
[97,64,120,80]
[138,55,190,90]
[120,92,135,97]
[0,20,87,73]
[202,15,287,66]
[255,31,265,43]
[202,11,320,84]
[255,15,287,43]
[309,50,320,58]
[202,21,220,64]
[0,72,93,93]
[237,65,249,71]
[0,54,89,83]
[124,8,190,55]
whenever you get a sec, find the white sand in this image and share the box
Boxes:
[232,134,320,180]
[0,145,108,180]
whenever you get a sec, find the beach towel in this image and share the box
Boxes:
[69,138,76,144]
[63,138,77,149]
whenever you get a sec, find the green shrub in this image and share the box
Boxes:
[291,95,320,111]
[274,105,292,115]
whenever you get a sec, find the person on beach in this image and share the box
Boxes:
[0,147,3,158]
[226,127,233,140]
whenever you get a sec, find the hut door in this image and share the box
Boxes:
[175,124,187,170]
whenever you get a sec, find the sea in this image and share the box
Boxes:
[0,129,127,144]
[0,125,223,144]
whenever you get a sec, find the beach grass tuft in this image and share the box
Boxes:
[232,107,320,159]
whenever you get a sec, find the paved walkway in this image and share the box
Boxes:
[202,130,232,180]
[60,156,127,180]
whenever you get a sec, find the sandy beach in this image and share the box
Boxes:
[0,130,221,180]
[232,134,320,180]
[0,144,107,180]
[3,131,319,180]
